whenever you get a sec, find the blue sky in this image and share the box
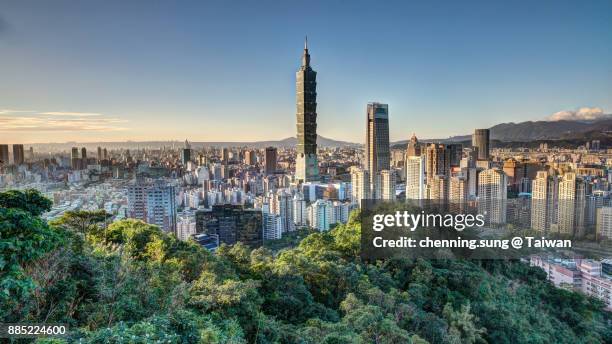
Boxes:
[0,0,611,143]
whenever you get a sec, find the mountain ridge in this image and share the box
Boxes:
[445,119,612,142]
[20,118,612,149]
[24,135,359,150]
[392,118,612,145]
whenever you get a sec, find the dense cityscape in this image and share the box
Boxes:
[1,39,611,314]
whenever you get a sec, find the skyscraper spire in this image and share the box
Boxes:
[301,36,310,67]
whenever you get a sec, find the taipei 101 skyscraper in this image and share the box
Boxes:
[295,37,319,183]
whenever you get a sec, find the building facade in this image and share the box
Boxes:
[350,167,370,206]
[295,38,319,183]
[405,155,426,201]
[0,145,9,165]
[472,129,490,160]
[366,102,390,198]
[196,204,263,248]
[478,168,507,224]
[12,144,25,166]
[127,178,177,233]
[265,146,278,175]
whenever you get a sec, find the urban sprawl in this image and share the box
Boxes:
[1,40,610,309]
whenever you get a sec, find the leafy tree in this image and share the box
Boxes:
[442,303,485,344]
[0,190,62,321]
[72,310,246,343]
[0,198,609,344]
[0,188,52,216]
[51,210,111,235]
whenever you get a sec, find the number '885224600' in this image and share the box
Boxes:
[0,323,68,338]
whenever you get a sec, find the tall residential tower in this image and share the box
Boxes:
[12,144,24,165]
[295,37,319,183]
[366,103,390,176]
[365,103,391,199]
[0,145,9,165]
[265,147,278,176]
[472,129,490,160]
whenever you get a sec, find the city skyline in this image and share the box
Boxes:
[1,2,612,341]
[1,1,612,144]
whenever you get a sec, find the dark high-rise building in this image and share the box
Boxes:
[366,102,390,179]
[0,145,9,165]
[181,149,191,165]
[425,143,451,182]
[265,146,277,175]
[71,147,80,170]
[244,150,256,166]
[12,144,24,165]
[447,143,463,167]
[81,147,87,159]
[196,204,263,248]
[295,37,319,182]
[103,148,108,160]
[472,129,490,160]
[221,147,229,164]
[181,140,191,165]
[97,146,103,161]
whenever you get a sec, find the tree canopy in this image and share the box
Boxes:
[1,189,610,343]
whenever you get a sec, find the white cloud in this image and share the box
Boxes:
[40,111,104,117]
[0,109,127,132]
[0,109,36,115]
[547,107,611,121]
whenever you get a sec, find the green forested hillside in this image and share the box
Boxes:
[1,190,610,343]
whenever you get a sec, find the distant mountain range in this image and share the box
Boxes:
[25,118,612,151]
[444,119,612,142]
[187,135,359,149]
[392,118,612,147]
[27,135,359,150]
